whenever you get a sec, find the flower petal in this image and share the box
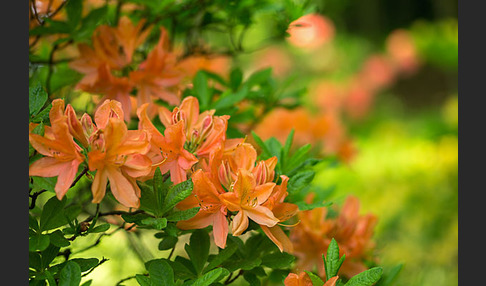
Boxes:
[232,211,249,236]
[245,205,279,227]
[261,225,294,253]
[106,167,140,208]
[212,211,228,249]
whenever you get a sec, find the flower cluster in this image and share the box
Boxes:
[289,195,378,279]
[69,16,183,121]
[29,99,152,208]
[29,95,299,252]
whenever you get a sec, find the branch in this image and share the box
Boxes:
[29,189,47,210]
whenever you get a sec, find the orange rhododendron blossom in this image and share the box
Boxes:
[87,103,152,207]
[114,16,151,64]
[129,28,182,110]
[290,195,377,279]
[220,169,279,235]
[137,103,198,184]
[287,13,335,50]
[29,99,85,200]
[177,169,229,248]
[158,96,230,158]
[78,65,134,122]
[284,272,338,286]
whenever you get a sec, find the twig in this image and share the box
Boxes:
[82,257,109,277]
[70,166,89,189]
[29,189,47,210]
[116,274,148,286]
[225,270,243,284]
[167,246,176,260]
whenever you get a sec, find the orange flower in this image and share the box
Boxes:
[137,103,198,184]
[113,16,151,64]
[284,272,338,286]
[287,13,335,50]
[261,175,299,253]
[290,195,377,279]
[29,99,85,200]
[220,169,279,236]
[176,169,229,248]
[78,64,134,122]
[88,101,152,208]
[129,28,182,110]
[158,96,230,158]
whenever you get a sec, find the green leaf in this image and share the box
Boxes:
[29,233,50,252]
[31,103,52,123]
[89,223,111,233]
[245,68,272,88]
[161,179,194,214]
[40,196,67,232]
[29,252,42,271]
[204,243,238,273]
[185,229,210,275]
[191,268,224,286]
[135,274,151,286]
[243,272,261,286]
[65,0,83,28]
[261,252,295,269]
[81,280,92,286]
[287,170,315,194]
[29,214,40,232]
[45,269,57,286]
[158,236,178,251]
[229,68,243,90]
[251,131,272,158]
[168,259,197,280]
[223,258,262,272]
[49,230,70,247]
[73,6,107,42]
[31,176,57,193]
[41,244,61,269]
[345,267,383,286]
[153,167,169,216]
[212,86,249,111]
[165,207,200,222]
[148,259,175,286]
[323,238,345,281]
[295,201,333,211]
[121,213,152,224]
[374,264,402,286]
[193,71,210,110]
[305,271,325,286]
[58,261,82,286]
[29,82,48,116]
[140,217,168,230]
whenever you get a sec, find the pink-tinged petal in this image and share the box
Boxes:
[192,170,220,200]
[273,202,299,222]
[137,103,165,144]
[65,104,89,147]
[219,192,241,212]
[29,157,69,178]
[212,211,228,249]
[117,130,151,155]
[284,273,300,286]
[162,121,186,151]
[54,160,82,200]
[179,96,200,129]
[91,168,108,203]
[122,154,152,178]
[324,276,339,286]
[158,106,172,128]
[254,183,276,205]
[168,161,187,184]
[233,169,256,200]
[94,99,125,129]
[232,211,249,236]
[177,210,213,230]
[102,118,128,154]
[231,143,257,171]
[177,194,199,210]
[261,225,294,253]
[178,149,198,170]
[106,167,140,208]
[50,99,66,124]
[245,205,279,227]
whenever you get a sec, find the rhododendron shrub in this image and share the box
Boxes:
[28,1,401,285]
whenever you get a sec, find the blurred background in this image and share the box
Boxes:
[33,0,457,285]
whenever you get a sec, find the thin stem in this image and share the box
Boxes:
[81,257,108,277]
[29,189,47,210]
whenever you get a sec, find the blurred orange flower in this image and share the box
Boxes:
[290,195,377,279]
[287,13,335,50]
